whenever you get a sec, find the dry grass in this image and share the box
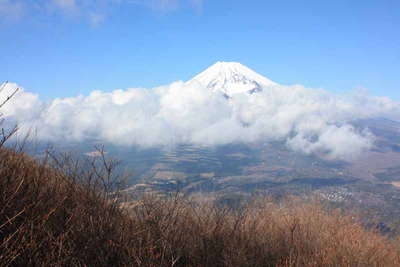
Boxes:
[1,146,400,266]
[126,195,400,267]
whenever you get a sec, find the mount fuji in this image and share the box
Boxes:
[186,62,277,96]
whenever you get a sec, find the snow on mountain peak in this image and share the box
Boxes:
[187,62,277,96]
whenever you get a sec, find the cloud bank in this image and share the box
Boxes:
[2,80,400,160]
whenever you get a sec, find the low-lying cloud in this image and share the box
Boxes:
[1,81,400,160]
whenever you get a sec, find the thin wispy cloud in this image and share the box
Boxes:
[0,0,25,22]
[189,0,204,13]
[127,0,204,13]
[129,0,180,12]
[0,0,205,25]
[88,12,105,26]
[53,0,77,10]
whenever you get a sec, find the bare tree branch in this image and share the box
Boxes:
[0,85,19,109]
[0,81,20,147]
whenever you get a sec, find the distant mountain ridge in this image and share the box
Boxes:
[187,62,277,96]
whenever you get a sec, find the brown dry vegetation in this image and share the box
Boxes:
[0,147,400,266]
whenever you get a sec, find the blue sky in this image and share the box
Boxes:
[1,0,399,100]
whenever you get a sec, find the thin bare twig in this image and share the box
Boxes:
[0,86,19,109]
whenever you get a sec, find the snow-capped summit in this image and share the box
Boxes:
[187,62,277,96]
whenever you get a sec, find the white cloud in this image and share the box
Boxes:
[1,80,399,160]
